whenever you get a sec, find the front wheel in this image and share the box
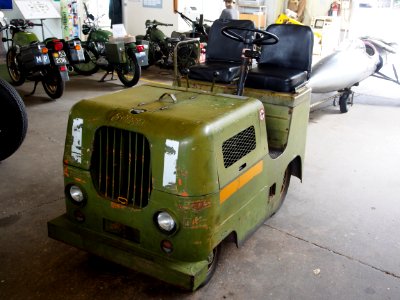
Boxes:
[177,45,198,75]
[42,68,65,99]
[6,48,25,86]
[198,245,221,289]
[73,47,99,76]
[116,51,141,87]
[0,78,28,161]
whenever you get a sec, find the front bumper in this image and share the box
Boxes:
[48,214,208,291]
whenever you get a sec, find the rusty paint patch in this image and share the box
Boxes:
[64,166,69,177]
[178,199,211,211]
[111,202,126,209]
[74,177,86,184]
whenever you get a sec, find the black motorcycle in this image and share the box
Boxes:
[174,11,210,43]
[1,18,69,99]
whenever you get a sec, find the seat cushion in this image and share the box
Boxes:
[188,61,241,83]
[245,65,308,92]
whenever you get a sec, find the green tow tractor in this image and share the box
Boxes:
[48,21,313,290]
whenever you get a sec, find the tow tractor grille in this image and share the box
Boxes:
[91,127,152,208]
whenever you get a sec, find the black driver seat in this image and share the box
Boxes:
[245,24,314,93]
[188,19,255,83]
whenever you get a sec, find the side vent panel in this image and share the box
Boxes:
[222,126,256,168]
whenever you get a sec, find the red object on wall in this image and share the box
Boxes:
[329,1,341,16]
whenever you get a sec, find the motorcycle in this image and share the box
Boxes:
[174,10,210,43]
[136,19,199,74]
[0,17,69,99]
[73,4,145,87]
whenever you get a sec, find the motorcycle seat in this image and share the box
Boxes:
[165,37,181,43]
[245,24,314,92]
[188,19,255,83]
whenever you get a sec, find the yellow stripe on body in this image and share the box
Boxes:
[220,160,263,204]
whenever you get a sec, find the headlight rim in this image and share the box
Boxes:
[154,210,178,235]
[66,183,87,206]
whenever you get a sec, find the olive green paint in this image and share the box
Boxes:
[49,82,311,291]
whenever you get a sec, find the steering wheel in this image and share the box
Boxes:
[221,26,279,46]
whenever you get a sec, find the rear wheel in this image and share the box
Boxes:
[42,68,65,99]
[339,92,349,113]
[6,48,25,86]
[272,167,291,214]
[0,78,28,161]
[116,51,141,87]
[73,47,99,76]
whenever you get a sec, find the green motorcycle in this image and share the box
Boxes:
[73,4,146,87]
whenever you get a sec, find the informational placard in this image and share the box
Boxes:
[112,24,127,38]
[143,0,162,9]
[15,0,60,20]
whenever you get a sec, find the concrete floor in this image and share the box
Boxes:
[1,66,400,300]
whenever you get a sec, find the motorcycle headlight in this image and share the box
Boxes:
[155,211,176,234]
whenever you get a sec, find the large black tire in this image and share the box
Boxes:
[0,78,28,161]
[42,68,65,99]
[6,48,25,86]
[198,245,221,289]
[116,51,141,87]
[73,46,99,76]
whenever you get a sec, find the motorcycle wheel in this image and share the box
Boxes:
[116,51,141,87]
[0,78,28,161]
[177,45,198,75]
[42,68,65,99]
[73,47,99,76]
[6,48,25,86]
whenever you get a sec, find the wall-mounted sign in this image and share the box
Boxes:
[15,0,61,19]
[143,0,162,9]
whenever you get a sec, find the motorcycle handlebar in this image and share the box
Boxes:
[147,20,173,27]
[175,10,194,24]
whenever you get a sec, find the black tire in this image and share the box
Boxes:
[272,167,291,215]
[6,48,25,86]
[42,68,65,99]
[0,78,28,161]
[339,93,349,113]
[116,51,141,87]
[177,45,197,75]
[198,245,221,289]
[73,47,99,76]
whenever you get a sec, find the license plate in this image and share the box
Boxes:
[53,51,68,65]
[35,54,50,65]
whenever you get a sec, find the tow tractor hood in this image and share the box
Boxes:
[64,84,264,195]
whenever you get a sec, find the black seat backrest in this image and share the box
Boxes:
[258,24,314,78]
[206,19,255,63]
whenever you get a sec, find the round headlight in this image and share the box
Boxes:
[156,211,176,233]
[69,185,84,203]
